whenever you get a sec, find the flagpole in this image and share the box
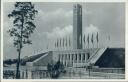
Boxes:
[97,36,98,48]
[88,43,89,49]
[96,32,99,48]
[84,42,85,49]
[108,35,110,48]
[88,36,89,49]
[97,41,98,48]
[91,33,93,49]
[93,42,94,49]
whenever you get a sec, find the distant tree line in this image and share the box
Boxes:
[3,59,26,66]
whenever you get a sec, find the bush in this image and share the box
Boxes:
[47,61,65,78]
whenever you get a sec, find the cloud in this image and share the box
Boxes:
[46,25,73,39]
[83,24,99,35]
[37,8,72,23]
[3,3,125,59]
[83,9,92,15]
[46,24,99,42]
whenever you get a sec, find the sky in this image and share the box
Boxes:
[3,2,125,59]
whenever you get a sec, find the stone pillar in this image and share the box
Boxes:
[70,54,71,66]
[60,54,61,62]
[66,54,68,67]
[62,54,65,65]
[25,70,27,79]
[62,54,64,65]
[73,54,76,63]
[69,54,70,67]
[23,71,25,79]
[83,53,85,63]
[20,71,23,79]
[74,54,77,67]
[68,54,69,67]
[85,53,87,65]
[67,54,69,67]
[70,54,72,66]
[77,54,79,67]
[28,71,32,79]
[65,54,67,67]
[81,53,82,67]
[71,54,73,67]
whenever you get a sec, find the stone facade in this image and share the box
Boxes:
[52,49,91,67]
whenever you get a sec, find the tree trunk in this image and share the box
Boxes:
[16,14,24,79]
[16,49,21,79]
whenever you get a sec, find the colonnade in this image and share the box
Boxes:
[58,52,90,67]
[20,70,49,79]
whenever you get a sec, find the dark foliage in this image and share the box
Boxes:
[47,61,65,78]
[3,59,27,66]
[3,59,17,65]
[8,2,38,50]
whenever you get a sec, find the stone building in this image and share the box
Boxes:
[22,4,125,69]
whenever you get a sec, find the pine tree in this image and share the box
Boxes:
[8,2,38,78]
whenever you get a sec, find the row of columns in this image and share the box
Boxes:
[20,70,49,79]
[20,70,31,79]
[58,53,90,67]
[31,71,49,79]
